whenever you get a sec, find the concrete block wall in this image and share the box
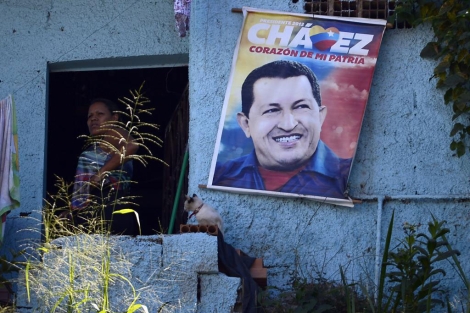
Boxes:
[16,233,240,313]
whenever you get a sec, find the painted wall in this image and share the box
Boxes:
[1,0,469,309]
[0,0,188,257]
[189,0,470,304]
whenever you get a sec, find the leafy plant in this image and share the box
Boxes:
[390,0,470,156]
[433,213,470,313]
[377,213,461,312]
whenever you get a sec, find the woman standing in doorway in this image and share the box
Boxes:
[70,98,139,235]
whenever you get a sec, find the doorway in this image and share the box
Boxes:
[46,66,188,234]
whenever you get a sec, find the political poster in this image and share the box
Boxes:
[207,7,387,207]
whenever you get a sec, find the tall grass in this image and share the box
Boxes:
[20,84,170,313]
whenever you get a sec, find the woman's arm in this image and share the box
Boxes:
[92,127,139,182]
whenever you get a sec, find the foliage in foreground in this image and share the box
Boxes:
[259,213,469,313]
[380,214,461,312]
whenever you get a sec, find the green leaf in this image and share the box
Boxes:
[25,261,30,303]
[445,73,468,87]
[432,250,460,262]
[438,1,453,15]
[428,268,446,277]
[452,86,466,100]
[378,210,394,313]
[444,88,453,104]
[112,208,135,215]
[450,123,464,136]
[450,140,457,150]
[387,14,397,24]
[452,111,463,120]
[434,57,451,73]
[420,2,439,18]
[415,246,429,256]
[457,49,469,62]
[451,62,461,75]
[457,141,466,157]
[460,92,470,101]
[127,304,149,313]
[420,42,439,58]
[447,10,457,21]
[455,100,467,111]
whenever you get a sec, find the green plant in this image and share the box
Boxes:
[258,277,370,313]
[0,251,22,287]
[0,305,16,313]
[378,214,461,312]
[390,0,470,156]
[376,210,396,313]
[433,214,470,313]
[0,250,24,308]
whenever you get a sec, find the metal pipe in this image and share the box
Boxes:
[352,194,470,201]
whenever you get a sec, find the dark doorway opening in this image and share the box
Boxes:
[46,66,188,235]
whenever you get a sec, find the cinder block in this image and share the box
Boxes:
[162,233,218,273]
[180,224,219,236]
[198,273,241,313]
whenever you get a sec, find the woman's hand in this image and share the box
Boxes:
[90,173,102,183]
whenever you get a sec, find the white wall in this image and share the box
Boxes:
[189,0,470,303]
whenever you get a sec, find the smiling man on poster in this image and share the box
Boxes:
[213,60,351,199]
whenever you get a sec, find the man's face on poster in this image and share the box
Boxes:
[237,75,327,171]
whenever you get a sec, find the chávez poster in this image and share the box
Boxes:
[207,7,386,207]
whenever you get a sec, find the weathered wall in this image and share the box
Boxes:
[189,0,470,304]
[16,234,240,312]
[1,0,469,309]
[0,0,188,252]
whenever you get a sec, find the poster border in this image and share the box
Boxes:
[207,7,386,207]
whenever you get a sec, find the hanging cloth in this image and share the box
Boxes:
[0,95,20,245]
[174,0,191,37]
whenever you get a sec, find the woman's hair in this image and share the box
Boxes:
[89,98,123,122]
